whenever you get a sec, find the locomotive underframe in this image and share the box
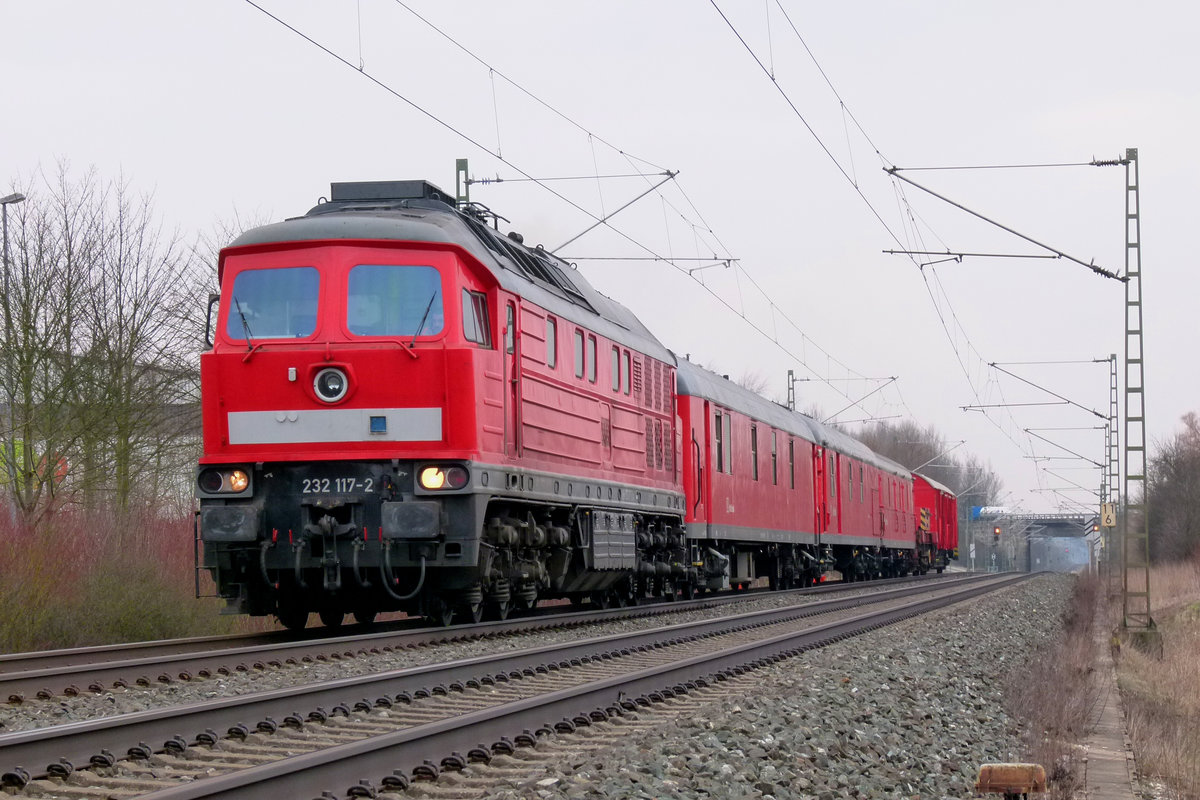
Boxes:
[197,459,701,627]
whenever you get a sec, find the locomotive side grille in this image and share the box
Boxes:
[655,419,664,470]
[647,360,657,410]
[644,417,654,469]
[631,357,643,399]
[661,367,672,413]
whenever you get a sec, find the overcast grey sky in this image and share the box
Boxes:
[4,1,1197,514]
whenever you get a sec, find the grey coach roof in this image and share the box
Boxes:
[675,359,910,478]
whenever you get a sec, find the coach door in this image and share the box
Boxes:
[502,298,520,459]
[813,447,827,535]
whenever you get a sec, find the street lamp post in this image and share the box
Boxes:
[1,192,26,504]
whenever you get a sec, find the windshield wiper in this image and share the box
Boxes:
[410,290,439,349]
[233,295,254,352]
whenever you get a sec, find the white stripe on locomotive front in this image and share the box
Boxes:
[227,408,442,444]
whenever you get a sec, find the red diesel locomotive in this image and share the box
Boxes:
[196,180,956,629]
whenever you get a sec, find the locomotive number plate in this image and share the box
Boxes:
[301,477,376,494]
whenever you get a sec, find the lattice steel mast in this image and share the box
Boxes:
[1121,148,1156,641]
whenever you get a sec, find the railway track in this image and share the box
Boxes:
[0,572,1021,799]
[0,573,950,705]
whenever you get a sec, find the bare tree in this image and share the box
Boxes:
[1147,412,1200,562]
[1,164,208,526]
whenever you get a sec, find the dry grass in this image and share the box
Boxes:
[1006,574,1102,800]
[1117,560,1200,799]
[0,507,248,653]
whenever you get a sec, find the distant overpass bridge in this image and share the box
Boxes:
[967,509,1101,572]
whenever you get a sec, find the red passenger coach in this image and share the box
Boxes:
[912,472,959,572]
[676,360,926,586]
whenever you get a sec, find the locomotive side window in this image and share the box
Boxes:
[829,455,836,497]
[611,346,620,391]
[504,302,515,353]
[574,330,584,378]
[461,290,492,347]
[587,334,597,383]
[347,265,442,337]
[622,351,630,394]
[226,266,319,340]
[859,465,864,501]
[546,317,557,367]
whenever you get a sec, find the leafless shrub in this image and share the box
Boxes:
[1118,560,1200,798]
[1006,574,1101,799]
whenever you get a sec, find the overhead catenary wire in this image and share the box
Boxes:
[752,2,1116,507]
[718,0,1047,470]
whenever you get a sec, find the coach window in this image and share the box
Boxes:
[859,465,864,501]
[771,431,778,485]
[574,329,584,378]
[546,317,557,367]
[723,413,732,474]
[348,265,443,337]
[829,455,836,497]
[587,335,597,383]
[788,439,795,489]
[714,411,725,473]
[847,463,852,498]
[611,346,620,391]
[622,350,631,394]
[750,425,759,481]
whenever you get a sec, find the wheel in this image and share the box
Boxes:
[352,608,377,625]
[277,606,308,631]
[464,601,484,624]
[592,591,611,609]
[426,598,455,627]
[489,600,511,621]
[318,609,344,629]
[679,583,697,601]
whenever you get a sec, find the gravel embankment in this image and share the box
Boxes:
[478,574,1074,800]
[0,583,933,734]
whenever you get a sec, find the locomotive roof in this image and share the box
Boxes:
[674,359,910,478]
[224,181,674,363]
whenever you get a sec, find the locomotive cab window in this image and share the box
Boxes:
[461,289,491,347]
[347,265,442,337]
[622,351,631,394]
[611,346,620,391]
[546,317,557,367]
[226,266,319,340]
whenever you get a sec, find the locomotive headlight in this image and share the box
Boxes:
[198,468,224,494]
[419,465,469,490]
[197,467,252,495]
[313,367,348,403]
[228,469,250,492]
